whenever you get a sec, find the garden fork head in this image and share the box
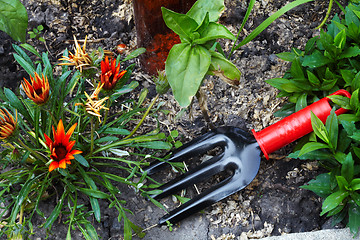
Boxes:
[145,126,261,225]
[144,89,351,225]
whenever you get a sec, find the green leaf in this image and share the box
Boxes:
[306,70,321,86]
[325,109,338,150]
[301,173,332,198]
[265,78,290,91]
[348,201,360,236]
[302,50,333,68]
[334,29,346,50]
[4,87,32,122]
[19,43,41,58]
[350,179,360,191]
[311,111,329,144]
[350,89,360,111]
[276,52,296,62]
[186,0,224,24]
[342,153,354,183]
[194,22,235,44]
[320,190,349,216]
[351,192,360,207]
[79,188,110,199]
[336,175,349,191]
[135,141,172,150]
[162,7,198,42]
[103,128,131,135]
[208,51,241,86]
[295,93,307,112]
[166,43,211,107]
[339,46,360,59]
[13,53,35,77]
[0,0,28,42]
[44,190,67,229]
[327,95,351,110]
[74,154,89,168]
[121,48,146,62]
[298,142,329,156]
[290,58,304,79]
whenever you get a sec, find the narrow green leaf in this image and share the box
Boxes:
[13,53,35,76]
[20,43,41,58]
[134,141,172,150]
[348,201,360,236]
[103,128,130,135]
[336,175,349,191]
[295,93,307,112]
[121,48,146,62]
[306,70,321,86]
[44,190,67,229]
[74,154,89,167]
[4,88,32,122]
[79,188,110,199]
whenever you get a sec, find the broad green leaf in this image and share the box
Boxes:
[334,29,346,50]
[325,109,338,150]
[276,52,296,62]
[0,0,28,42]
[166,43,211,107]
[311,111,330,144]
[306,70,321,86]
[194,22,235,44]
[342,153,354,183]
[298,142,329,156]
[336,175,349,191]
[327,95,351,110]
[302,50,333,68]
[339,46,360,59]
[186,0,224,24]
[290,58,304,79]
[265,78,290,91]
[350,89,360,111]
[301,173,332,198]
[320,190,349,216]
[348,201,360,236]
[208,51,241,86]
[351,192,360,207]
[350,179,360,191]
[295,93,307,112]
[162,7,198,42]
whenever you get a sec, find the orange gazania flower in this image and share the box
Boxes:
[44,119,82,172]
[58,36,92,72]
[22,72,50,105]
[0,108,17,140]
[100,56,127,90]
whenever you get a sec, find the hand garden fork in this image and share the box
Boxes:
[144,90,351,225]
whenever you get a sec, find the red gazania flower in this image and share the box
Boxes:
[100,56,127,90]
[44,119,82,172]
[22,72,50,105]
[0,108,17,140]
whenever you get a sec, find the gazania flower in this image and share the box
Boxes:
[0,108,17,140]
[100,56,127,90]
[21,72,50,105]
[58,36,92,72]
[44,119,82,172]
[75,83,109,123]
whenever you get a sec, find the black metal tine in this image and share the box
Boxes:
[149,153,225,200]
[157,168,244,225]
[144,130,226,175]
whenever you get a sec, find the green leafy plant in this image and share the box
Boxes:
[267,2,360,236]
[0,0,28,42]
[0,38,173,239]
[163,0,314,108]
[28,25,45,42]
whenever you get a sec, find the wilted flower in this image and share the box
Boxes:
[58,36,92,72]
[100,56,127,90]
[21,72,50,105]
[75,83,109,123]
[44,119,82,172]
[0,108,17,140]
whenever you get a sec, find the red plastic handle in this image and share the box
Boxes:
[251,89,351,160]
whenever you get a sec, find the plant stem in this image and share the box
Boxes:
[196,91,215,129]
[124,94,159,140]
[315,0,333,30]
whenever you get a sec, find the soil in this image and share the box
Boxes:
[0,0,349,239]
